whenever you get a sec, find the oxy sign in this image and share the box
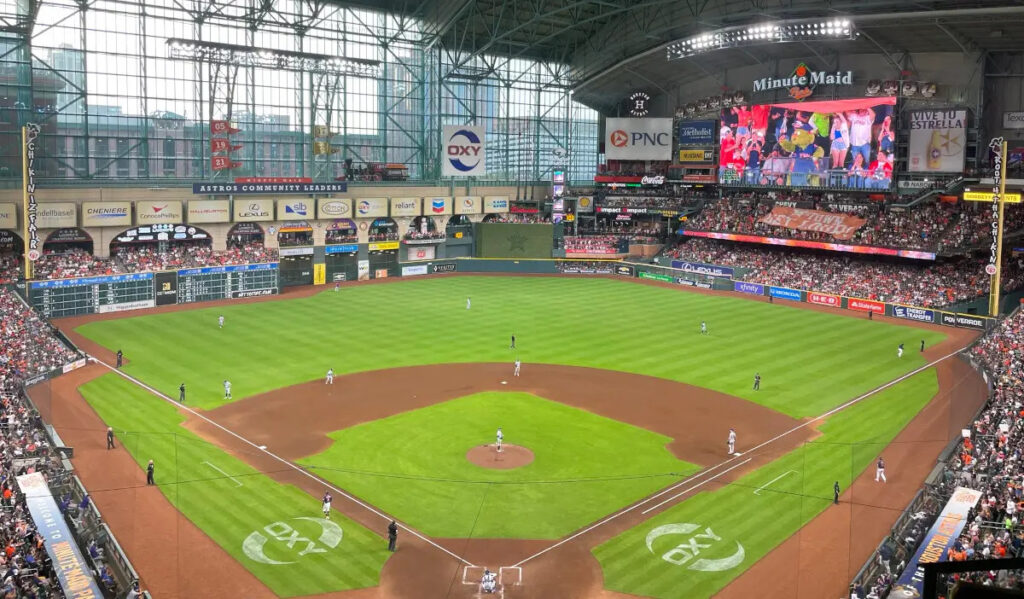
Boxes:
[605,118,672,161]
[442,125,486,176]
[243,517,343,565]
[645,522,745,571]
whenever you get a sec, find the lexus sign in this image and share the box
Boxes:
[605,118,672,161]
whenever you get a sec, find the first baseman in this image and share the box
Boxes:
[875,457,886,482]
[727,428,736,455]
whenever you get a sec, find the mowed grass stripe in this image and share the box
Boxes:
[75,277,944,417]
[80,373,389,597]
[593,367,939,599]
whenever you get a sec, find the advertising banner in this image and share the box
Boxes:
[318,199,353,219]
[963,191,1022,203]
[426,197,452,215]
[808,291,839,306]
[719,96,897,189]
[758,206,867,240]
[431,262,457,273]
[390,197,421,217]
[357,260,370,280]
[16,473,104,599]
[402,264,428,276]
[455,196,482,215]
[893,487,982,594]
[36,203,77,229]
[734,281,764,295]
[277,199,313,220]
[187,200,230,224]
[848,297,885,314]
[678,120,717,146]
[136,200,183,225]
[234,199,274,222]
[368,241,399,251]
[679,149,714,163]
[442,125,486,177]
[769,286,802,301]
[82,202,131,227]
[23,124,41,260]
[670,260,734,278]
[615,264,635,276]
[324,244,358,254]
[355,198,388,218]
[639,271,673,282]
[193,182,346,195]
[909,110,967,173]
[605,118,673,160]
[683,173,717,183]
[406,245,436,261]
[576,197,594,213]
[279,247,314,256]
[1004,111,1024,129]
[0,203,15,229]
[483,196,509,213]
[682,230,937,260]
[939,312,987,330]
[892,305,935,323]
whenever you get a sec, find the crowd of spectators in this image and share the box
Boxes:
[403,230,445,241]
[0,254,20,284]
[15,242,280,281]
[0,289,78,387]
[685,192,1024,253]
[600,195,704,211]
[367,232,400,242]
[576,222,664,243]
[563,235,628,255]
[483,214,551,224]
[668,237,1024,308]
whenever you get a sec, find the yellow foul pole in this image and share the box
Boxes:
[21,126,32,281]
[988,138,1008,317]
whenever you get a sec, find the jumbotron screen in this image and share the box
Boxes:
[719,96,897,189]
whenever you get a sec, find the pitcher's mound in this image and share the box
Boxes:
[466,444,534,469]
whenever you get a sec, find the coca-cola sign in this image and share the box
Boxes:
[641,175,665,186]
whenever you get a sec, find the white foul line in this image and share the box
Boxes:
[641,458,752,515]
[87,356,474,567]
[514,347,967,567]
[752,470,796,496]
[202,461,243,487]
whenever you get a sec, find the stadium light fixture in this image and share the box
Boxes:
[166,39,380,77]
[666,19,855,60]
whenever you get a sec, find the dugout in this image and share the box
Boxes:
[277,221,314,286]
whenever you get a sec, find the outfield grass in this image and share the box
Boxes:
[80,374,390,598]
[592,367,940,599]
[298,391,699,539]
[74,276,945,417]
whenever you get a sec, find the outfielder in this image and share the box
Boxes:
[514,359,521,377]
[897,343,904,358]
[727,428,736,455]
[218,314,224,328]
[875,456,887,482]
[510,334,516,349]
[496,427,503,453]
[466,297,471,310]
[322,491,332,519]
[326,368,334,384]
[701,321,708,335]
[753,372,761,391]
[223,379,232,400]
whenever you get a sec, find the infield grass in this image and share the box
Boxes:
[79,373,390,598]
[74,276,945,417]
[299,391,700,539]
[593,367,940,599]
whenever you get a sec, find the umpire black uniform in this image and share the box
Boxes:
[106,427,115,450]
[387,520,398,551]
[116,350,123,368]
[179,383,186,403]
[146,460,155,485]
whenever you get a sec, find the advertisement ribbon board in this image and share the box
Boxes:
[769,286,802,301]
[892,487,982,594]
[892,305,935,323]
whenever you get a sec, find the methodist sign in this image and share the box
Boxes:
[605,118,672,160]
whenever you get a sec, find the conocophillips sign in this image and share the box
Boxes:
[605,118,672,161]
[136,200,183,224]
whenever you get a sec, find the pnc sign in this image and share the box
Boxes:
[605,118,672,161]
[442,125,486,176]
[645,523,745,572]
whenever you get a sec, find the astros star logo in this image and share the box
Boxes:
[937,130,963,156]
[508,233,527,252]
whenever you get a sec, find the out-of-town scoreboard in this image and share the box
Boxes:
[28,263,279,318]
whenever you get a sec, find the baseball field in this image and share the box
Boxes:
[46,274,980,598]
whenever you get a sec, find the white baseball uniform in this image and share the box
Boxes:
[496,429,503,452]
[514,360,521,376]
[218,315,224,328]
[326,369,333,384]
[223,380,231,398]
[466,298,471,310]
[728,430,736,454]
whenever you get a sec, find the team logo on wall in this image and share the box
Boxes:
[442,125,486,176]
[628,91,651,117]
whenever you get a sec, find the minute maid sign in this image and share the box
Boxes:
[753,62,853,101]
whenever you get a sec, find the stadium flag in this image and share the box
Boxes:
[892,487,982,595]
[211,156,241,171]
[210,119,240,135]
[758,206,867,241]
[16,473,104,598]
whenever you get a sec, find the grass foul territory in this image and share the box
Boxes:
[299,391,700,539]
[74,276,944,417]
[593,368,939,599]
[79,373,390,598]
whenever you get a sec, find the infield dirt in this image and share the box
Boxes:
[43,275,985,598]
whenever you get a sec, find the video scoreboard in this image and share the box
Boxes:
[29,263,279,318]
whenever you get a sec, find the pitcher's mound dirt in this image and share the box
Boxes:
[467,444,534,469]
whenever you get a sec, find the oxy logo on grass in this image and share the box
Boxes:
[243,517,343,565]
[645,523,745,572]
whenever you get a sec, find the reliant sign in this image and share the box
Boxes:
[753,63,852,101]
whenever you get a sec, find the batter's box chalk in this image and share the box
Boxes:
[499,566,523,586]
